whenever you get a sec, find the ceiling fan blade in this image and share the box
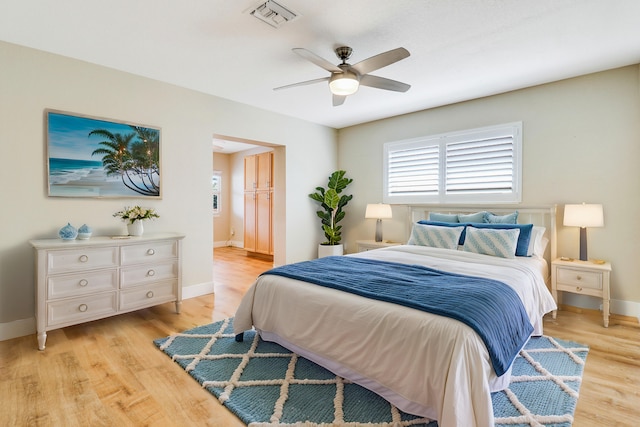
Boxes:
[332,94,347,106]
[360,74,411,92]
[273,77,329,91]
[351,47,410,75]
[293,48,342,73]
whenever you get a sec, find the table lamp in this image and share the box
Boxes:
[563,203,604,261]
[365,203,392,242]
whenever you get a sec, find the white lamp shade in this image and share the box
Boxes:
[563,203,604,228]
[365,203,392,219]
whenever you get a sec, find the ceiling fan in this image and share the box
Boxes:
[274,46,411,106]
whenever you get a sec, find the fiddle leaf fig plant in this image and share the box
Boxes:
[309,170,353,245]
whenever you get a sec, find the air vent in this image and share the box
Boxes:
[248,0,300,28]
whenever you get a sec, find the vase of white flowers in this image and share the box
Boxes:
[113,206,159,236]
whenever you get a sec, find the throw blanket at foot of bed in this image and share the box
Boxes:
[257,256,533,377]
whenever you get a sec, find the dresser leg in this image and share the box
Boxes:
[37,332,47,351]
[175,300,182,314]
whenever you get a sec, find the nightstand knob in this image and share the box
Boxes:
[576,286,583,292]
[79,279,88,287]
[576,275,582,280]
[146,291,154,298]
[79,255,89,263]
[147,249,155,255]
[78,304,88,312]
[147,269,155,277]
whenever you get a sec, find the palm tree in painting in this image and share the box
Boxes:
[90,126,160,196]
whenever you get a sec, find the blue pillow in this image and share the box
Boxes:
[428,212,459,223]
[485,211,518,224]
[457,211,487,223]
[467,223,533,257]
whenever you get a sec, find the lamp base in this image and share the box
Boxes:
[375,219,383,242]
[579,227,588,261]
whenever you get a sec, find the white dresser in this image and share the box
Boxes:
[30,233,185,350]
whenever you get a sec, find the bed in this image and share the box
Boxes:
[233,206,558,427]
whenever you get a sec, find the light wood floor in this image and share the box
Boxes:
[1,247,638,426]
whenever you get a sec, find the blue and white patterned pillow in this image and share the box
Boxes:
[408,223,465,250]
[463,227,520,258]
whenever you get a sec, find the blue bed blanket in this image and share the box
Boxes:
[262,256,534,377]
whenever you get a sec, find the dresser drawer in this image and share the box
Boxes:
[47,269,118,299]
[47,247,119,274]
[121,241,178,265]
[47,292,117,327]
[119,281,176,311]
[120,261,178,288]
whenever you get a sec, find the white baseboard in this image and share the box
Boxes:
[214,240,243,248]
[0,281,216,342]
[182,281,215,299]
[0,317,35,342]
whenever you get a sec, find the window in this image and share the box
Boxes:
[383,122,522,204]
[212,171,221,215]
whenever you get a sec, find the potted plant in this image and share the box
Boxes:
[113,205,159,236]
[308,170,353,257]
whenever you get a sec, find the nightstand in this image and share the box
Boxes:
[356,240,401,252]
[551,258,611,327]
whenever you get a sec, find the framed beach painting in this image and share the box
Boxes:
[46,110,161,198]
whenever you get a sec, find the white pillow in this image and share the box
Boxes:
[527,226,546,257]
[463,227,520,258]
[407,223,465,250]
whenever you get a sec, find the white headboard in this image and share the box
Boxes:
[408,205,557,265]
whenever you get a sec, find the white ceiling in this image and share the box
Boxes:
[2,0,640,130]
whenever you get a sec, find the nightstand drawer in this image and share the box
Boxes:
[556,267,602,290]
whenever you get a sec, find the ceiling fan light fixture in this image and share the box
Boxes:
[329,72,359,96]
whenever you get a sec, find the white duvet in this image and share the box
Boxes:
[234,245,557,427]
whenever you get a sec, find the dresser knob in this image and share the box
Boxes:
[78,304,88,312]
[576,275,582,280]
[146,291,154,298]
[147,249,155,255]
[147,269,155,277]
[79,255,89,263]
[79,279,88,287]
[576,286,583,292]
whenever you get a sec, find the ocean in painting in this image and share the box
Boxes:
[48,158,138,197]
[49,158,108,185]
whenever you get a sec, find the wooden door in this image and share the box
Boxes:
[243,192,256,252]
[256,152,272,191]
[244,155,257,191]
[255,190,272,254]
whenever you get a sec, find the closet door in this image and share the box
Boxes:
[243,192,256,252]
[255,191,272,254]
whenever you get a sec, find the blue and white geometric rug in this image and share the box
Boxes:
[154,318,588,427]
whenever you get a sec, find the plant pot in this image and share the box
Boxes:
[318,244,343,258]
[127,221,144,236]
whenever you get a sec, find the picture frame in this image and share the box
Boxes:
[46,109,161,198]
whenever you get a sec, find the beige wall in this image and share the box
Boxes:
[338,65,640,318]
[0,41,337,339]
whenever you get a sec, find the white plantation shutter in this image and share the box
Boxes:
[383,122,522,204]
[387,143,439,197]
